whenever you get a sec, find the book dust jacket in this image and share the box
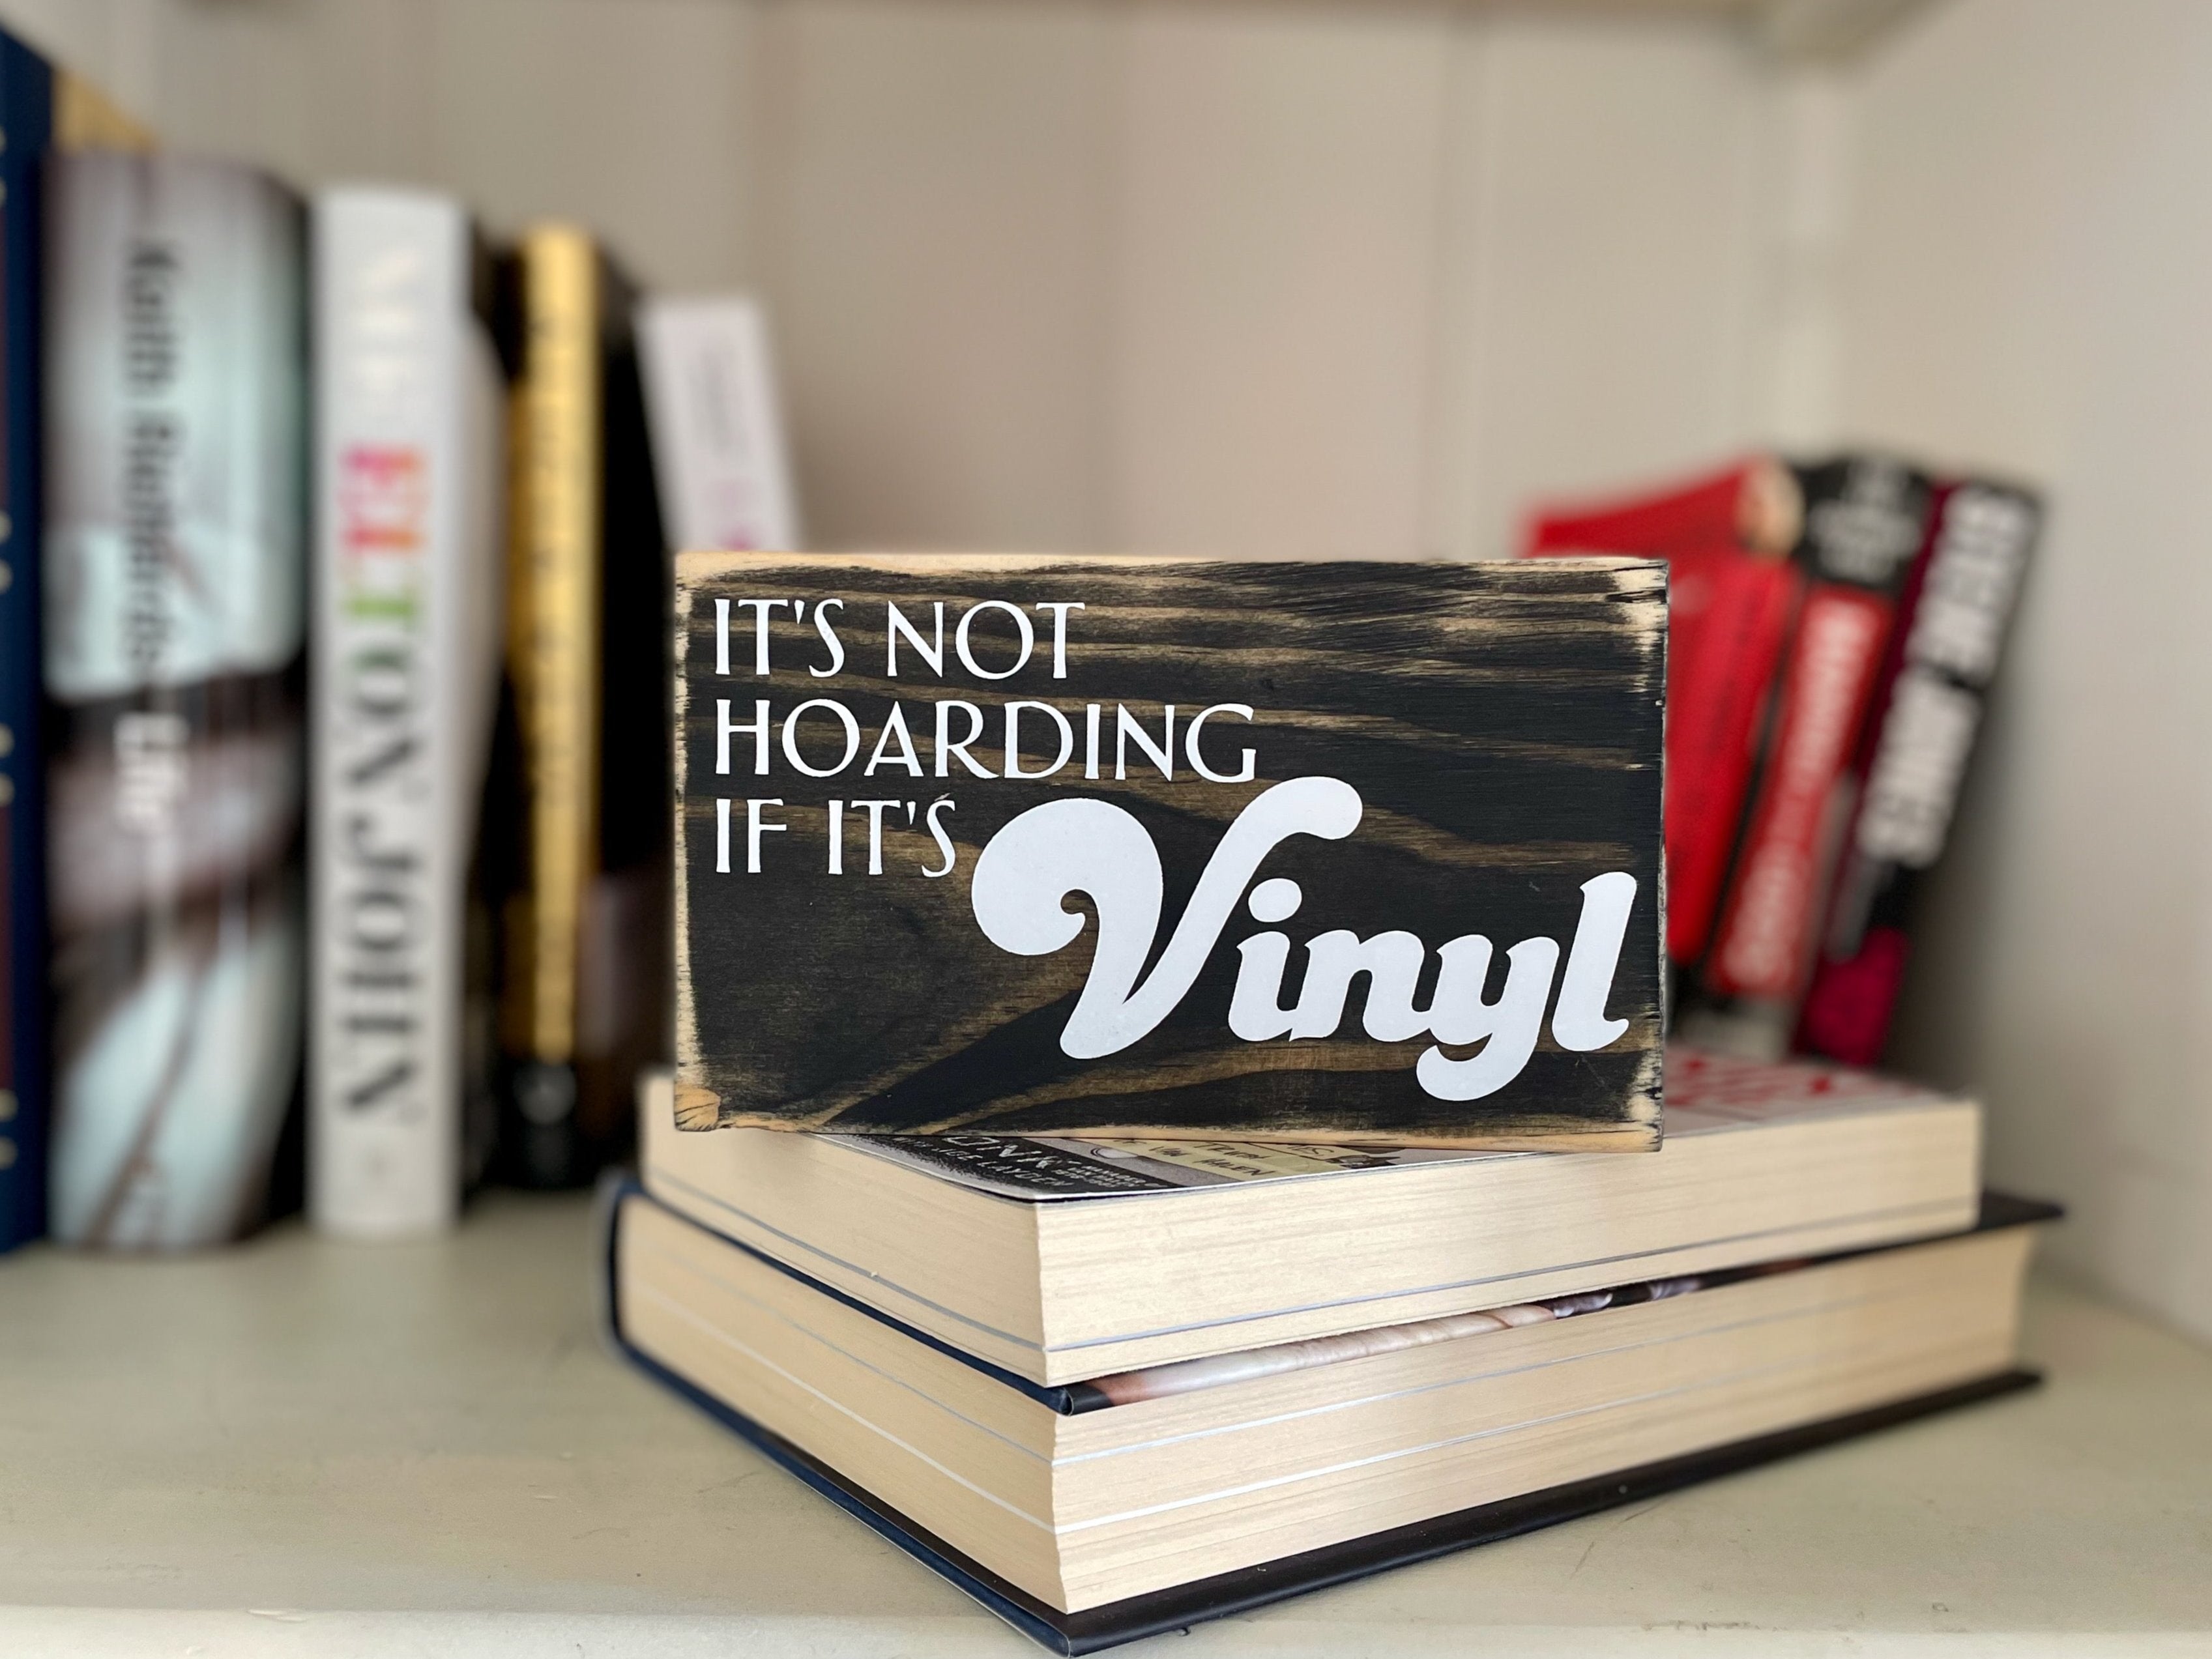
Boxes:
[673,555,1664,1149]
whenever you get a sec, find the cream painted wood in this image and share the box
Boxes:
[746,0,1120,550]
[1833,0,2212,1347]
[1427,15,1768,562]
[0,0,1777,564]
[0,1193,2205,1654]
[426,0,757,290]
[1106,4,1451,562]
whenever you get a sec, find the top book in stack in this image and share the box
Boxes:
[638,1047,1983,1385]
[672,553,1666,1150]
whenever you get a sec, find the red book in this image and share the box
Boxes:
[1687,457,1935,1055]
[1528,453,1940,1061]
[1660,546,1800,962]
[1524,457,1803,964]
[1699,580,1892,1000]
[1524,457,1803,563]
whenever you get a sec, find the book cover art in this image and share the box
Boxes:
[0,30,149,1250]
[309,187,508,1237]
[41,151,307,1248]
[673,554,1666,1149]
[493,225,671,1187]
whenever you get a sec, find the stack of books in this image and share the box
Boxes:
[609,547,2052,1645]
[610,1050,2048,1649]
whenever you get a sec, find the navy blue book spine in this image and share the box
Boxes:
[0,31,51,1250]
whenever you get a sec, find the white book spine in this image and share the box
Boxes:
[637,295,800,552]
[310,189,503,1237]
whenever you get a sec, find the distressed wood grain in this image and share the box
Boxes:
[673,553,1665,1149]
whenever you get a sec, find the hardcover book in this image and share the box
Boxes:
[309,186,508,1237]
[0,27,149,1251]
[641,1048,1984,1382]
[42,151,307,1247]
[606,1172,2050,1647]
[673,553,1666,1149]
[492,224,670,1186]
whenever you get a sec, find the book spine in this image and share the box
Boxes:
[0,36,52,1250]
[1796,480,2038,1065]
[1688,456,1932,1055]
[1523,455,1804,966]
[499,225,604,1181]
[310,191,504,1237]
[637,296,800,553]
[42,152,308,1248]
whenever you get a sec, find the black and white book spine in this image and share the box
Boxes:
[44,152,308,1250]
[636,295,799,553]
[310,187,504,1237]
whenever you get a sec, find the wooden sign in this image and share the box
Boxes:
[673,555,1665,1150]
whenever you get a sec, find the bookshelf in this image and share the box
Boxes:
[22,0,2174,1348]
[1,1192,2207,1651]
[0,0,2205,1640]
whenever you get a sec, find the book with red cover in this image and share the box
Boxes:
[1796,479,2038,1065]
[1524,458,1801,966]
[1529,455,1936,1058]
[1687,457,1934,1056]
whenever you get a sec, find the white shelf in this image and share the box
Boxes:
[0,1192,2207,1655]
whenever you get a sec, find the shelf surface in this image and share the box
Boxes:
[1,1190,2207,1656]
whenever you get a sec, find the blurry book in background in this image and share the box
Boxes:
[491,224,670,1188]
[42,151,307,1248]
[1685,455,1933,1059]
[637,295,798,553]
[1528,454,2024,1067]
[1525,457,1801,968]
[309,188,508,1238]
[0,27,149,1252]
[1797,480,2038,1066]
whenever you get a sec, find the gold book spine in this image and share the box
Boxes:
[504,225,602,1063]
[52,70,153,153]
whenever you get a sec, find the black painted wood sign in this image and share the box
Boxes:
[673,554,1666,1149]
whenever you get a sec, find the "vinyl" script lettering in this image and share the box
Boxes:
[970,776,1636,1102]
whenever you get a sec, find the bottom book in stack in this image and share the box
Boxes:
[604,1177,2052,1653]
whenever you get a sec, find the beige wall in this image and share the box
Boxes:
[0,0,1773,560]
[1834,0,2212,1344]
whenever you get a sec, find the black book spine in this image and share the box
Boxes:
[0,33,52,1250]
[1796,479,2039,1065]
